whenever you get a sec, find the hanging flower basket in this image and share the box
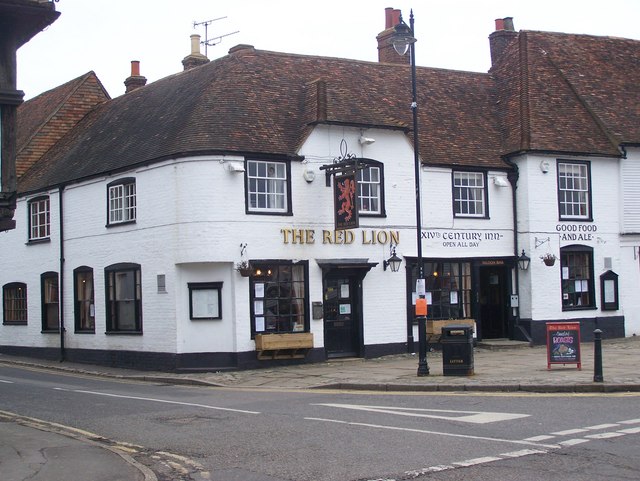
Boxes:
[541,253,557,266]
[236,262,252,277]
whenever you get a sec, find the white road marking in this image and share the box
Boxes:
[618,418,640,424]
[585,432,625,439]
[453,456,502,467]
[524,435,556,441]
[585,423,619,430]
[551,428,588,435]
[305,417,558,448]
[0,379,14,383]
[501,449,548,457]
[312,403,530,424]
[53,388,260,414]
[559,438,590,446]
[618,427,640,434]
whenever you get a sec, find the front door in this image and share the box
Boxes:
[478,266,509,338]
[323,276,360,358]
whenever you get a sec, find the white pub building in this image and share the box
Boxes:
[1,10,639,370]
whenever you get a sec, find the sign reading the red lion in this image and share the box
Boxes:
[334,173,358,230]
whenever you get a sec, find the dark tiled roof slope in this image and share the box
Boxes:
[492,31,640,157]
[16,72,110,178]
[17,47,503,193]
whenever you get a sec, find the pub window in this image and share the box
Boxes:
[560,245,595,309]
[3,282,27,325]
[188,282,223,320]
[107,178,136,225]
[74,266,95,332]
[410,261,472,320]
[357,161,385,216]
[557,161,591,220]
[105,263,142,333]
[41,271,59,332]
[28,195,50,241]
[245,160,291,214]
[250,261,308,336]
[452,171,487,218]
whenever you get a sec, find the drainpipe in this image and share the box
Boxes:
[59,185,65,361]
[504,157,533,345]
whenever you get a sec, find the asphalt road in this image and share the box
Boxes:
[1,365,639,481]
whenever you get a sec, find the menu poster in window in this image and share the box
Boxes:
[254,300,264,315]
[255,316,265,332]
[254,283,265,298]
[546,322,581,370]
[340,283,349,298]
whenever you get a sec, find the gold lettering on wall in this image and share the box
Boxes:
[284,228,399,246]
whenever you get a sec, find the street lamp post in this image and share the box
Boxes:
[392,10,429,376]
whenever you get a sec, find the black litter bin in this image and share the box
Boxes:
[441,325,474,376]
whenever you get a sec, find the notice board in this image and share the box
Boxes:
[546,322,581,370]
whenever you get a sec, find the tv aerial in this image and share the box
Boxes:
[193,17,239,57]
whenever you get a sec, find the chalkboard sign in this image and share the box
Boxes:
[546,322,581,370]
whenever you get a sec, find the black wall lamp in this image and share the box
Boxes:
[384,244,402,272]
[518,250,531,270]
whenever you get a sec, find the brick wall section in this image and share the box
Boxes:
[16,72,109,179]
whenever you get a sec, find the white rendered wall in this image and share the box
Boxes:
[516,153,624,325]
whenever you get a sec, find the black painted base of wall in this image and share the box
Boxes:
[0,341,408,373]
[516,316,625,345]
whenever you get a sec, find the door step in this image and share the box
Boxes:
[476,339,532,350]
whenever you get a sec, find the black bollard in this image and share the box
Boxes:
[593,329,603,383]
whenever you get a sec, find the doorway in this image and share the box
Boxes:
[323,275,361,358]
[478,265,510,338]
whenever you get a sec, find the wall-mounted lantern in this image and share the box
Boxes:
[518,250,531,270]
[383,244,402,272]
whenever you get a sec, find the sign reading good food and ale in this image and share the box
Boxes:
[546,322,581,370]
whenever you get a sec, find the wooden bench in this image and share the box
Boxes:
[427,319,475,343]
[255,332,314,360]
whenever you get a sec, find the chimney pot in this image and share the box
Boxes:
[190,34,201,55]
[130,60,140,77]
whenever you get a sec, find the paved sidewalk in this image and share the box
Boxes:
[1,336,639,392]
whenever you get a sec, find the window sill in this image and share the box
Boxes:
[3,321,27,326]
[106,220,136,228]
[26,238,51,245]
[562,306,597,311]
[105,331,143,335]
[41,329,60,334]
[74,330,96,334]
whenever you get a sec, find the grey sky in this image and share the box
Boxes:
[17,0,640,99]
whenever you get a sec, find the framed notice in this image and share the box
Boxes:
[546,322,581,370]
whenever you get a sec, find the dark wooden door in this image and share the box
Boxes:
[323,276,359,357]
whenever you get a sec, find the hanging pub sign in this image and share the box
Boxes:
[333,173,359,230]
[546,321,581,370]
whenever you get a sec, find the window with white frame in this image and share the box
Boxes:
[108,178,136,225]
[558,161,591,219]
[28,196,50,240]
[453,171,487,217]
[3,282,27,325]
[357,163,384,215]
[246,160,289,213]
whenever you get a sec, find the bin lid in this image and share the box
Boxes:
[442,324,474,335]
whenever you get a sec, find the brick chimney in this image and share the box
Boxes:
[124,60,147,93]
[377,7,410,65]
[182,34,210,70]
[489,17,517,66]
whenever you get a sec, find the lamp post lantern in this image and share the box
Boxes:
[392,10,429,376]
